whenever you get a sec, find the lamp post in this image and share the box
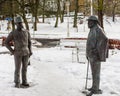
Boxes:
[65,0,70,37]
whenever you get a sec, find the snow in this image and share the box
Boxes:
[0,16,120,96]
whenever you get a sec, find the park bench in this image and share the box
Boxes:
[1,36,120,63]
[59,37,120,63]
[59,38,87,63]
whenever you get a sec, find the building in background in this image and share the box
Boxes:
[46,0,85,14]
[70,0,85,13]
[46,0,57,12]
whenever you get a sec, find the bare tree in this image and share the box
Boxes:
[15,0,30,30]
[93,0,104,28]
[60,0,65,23]
[54,0,60,27]
[10,0,15,30]
[97,0,104,28]
[111,0,120,22]
[0,0,19,30]
[42,0,46,23]
[28,0,39,31]
[73,0,78,28]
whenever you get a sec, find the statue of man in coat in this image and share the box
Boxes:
[86,15,108,95]
[5,17,32,88]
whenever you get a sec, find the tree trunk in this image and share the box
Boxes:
[34,0,39,31]
[98,0,104,28]
[10,0,15,30]
[54,0,60,27]
[42,0,46,23]
[28,0,39,31]
[11,14,15,30]
[23,12,29,30]
[112,7,115,22]
[21,0,29,30]
[73,0,78,28]
[60,3,65,23]
[112,4,116,22]
[15,0,29,30]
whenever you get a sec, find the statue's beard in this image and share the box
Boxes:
[17,25,23,31]
[88,22,95,28]
[88,24,94,28]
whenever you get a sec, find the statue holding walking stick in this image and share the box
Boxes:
[85,15,108,96]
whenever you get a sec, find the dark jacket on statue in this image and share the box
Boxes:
[86,24,108,62]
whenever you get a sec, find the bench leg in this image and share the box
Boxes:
[72,50,74,63]
[77,48,79,62]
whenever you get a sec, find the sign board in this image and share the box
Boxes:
[5,17,13,21]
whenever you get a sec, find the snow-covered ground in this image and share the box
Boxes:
[0,16,120,96]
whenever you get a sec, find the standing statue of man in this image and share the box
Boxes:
[5,17,32,88]
[86,16,108,95]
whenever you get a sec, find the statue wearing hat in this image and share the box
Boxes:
[86,15,108,95]
[5,16,32,88]
[15,16,23,23]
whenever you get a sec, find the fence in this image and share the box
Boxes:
[1,36,120,63]
[60,38,120,63]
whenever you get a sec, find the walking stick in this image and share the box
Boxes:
[85,60,89,90]
[28,55,31,66]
